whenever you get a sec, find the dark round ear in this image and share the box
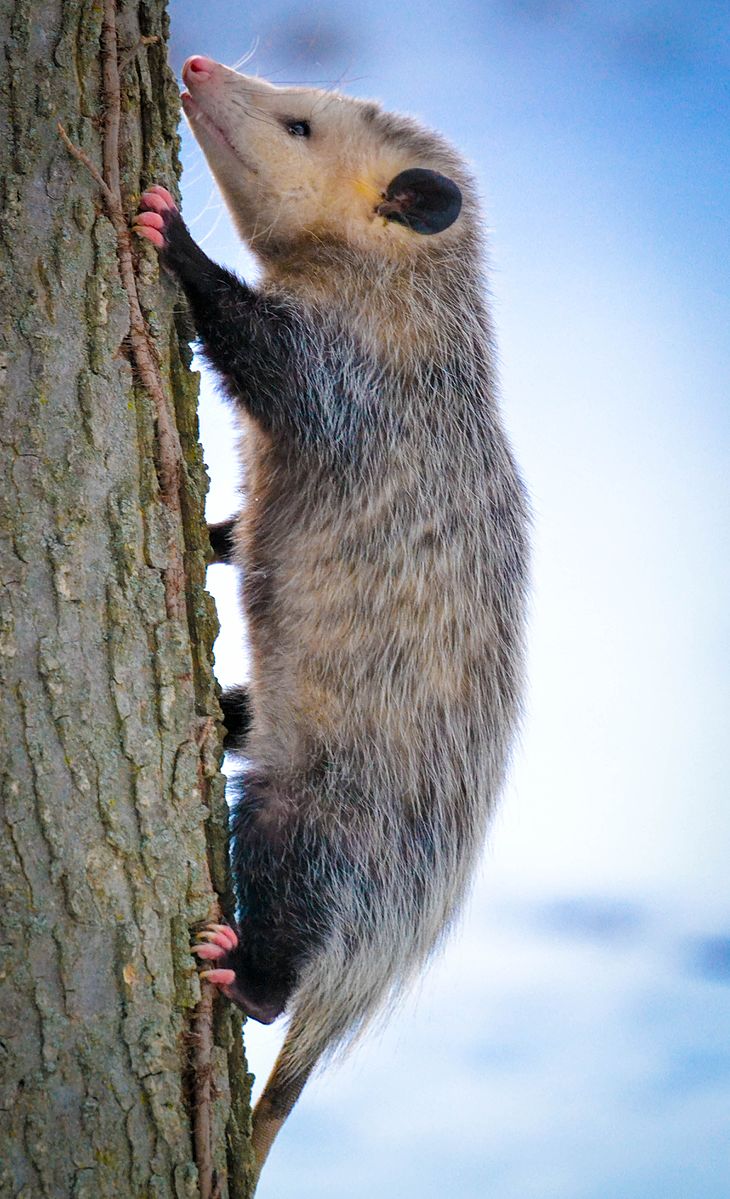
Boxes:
[377,168,462,235]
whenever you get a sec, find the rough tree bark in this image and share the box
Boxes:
[0,1,254,1196]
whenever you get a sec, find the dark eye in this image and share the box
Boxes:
[285,119,311,138]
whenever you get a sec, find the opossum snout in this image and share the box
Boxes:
[182,55,218,85]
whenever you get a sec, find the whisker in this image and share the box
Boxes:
[189,184,223,227]
[226,95,284,131]
[199,205,227,246]
[228,38,260,72]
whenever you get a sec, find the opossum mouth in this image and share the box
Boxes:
[181,92,258,174]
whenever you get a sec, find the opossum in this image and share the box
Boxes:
[134,56,530,1183]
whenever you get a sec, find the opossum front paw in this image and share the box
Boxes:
[133,186,216,290]
[133,185,179,250]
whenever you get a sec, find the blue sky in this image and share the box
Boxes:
[170,2,730,1194]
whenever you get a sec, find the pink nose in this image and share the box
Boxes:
[182,56,217,83]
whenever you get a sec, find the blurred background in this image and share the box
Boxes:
[169,2,730,1195]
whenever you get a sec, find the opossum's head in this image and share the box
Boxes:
[181,57,477,279]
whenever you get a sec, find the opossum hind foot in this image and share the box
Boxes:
[192,921,285,1024]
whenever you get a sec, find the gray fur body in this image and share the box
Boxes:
[233,280,528,1082]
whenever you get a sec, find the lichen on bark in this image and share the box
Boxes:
[0,1,254,1195]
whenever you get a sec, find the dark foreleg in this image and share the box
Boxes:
[219,685,252,752]
[133,188,338,446]
[134,188,369,455]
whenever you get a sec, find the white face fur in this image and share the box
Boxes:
[180,57,470,267]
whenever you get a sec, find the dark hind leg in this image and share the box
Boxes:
[207,517,237,564]
[192,922,287,1023]
[192,771,331,1023]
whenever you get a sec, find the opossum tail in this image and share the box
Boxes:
[250,1019,318,1183]
[249,938,396,1183]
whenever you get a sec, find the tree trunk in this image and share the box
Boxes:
[0,2,253,1196]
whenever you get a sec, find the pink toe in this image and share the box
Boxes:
[201,968,236,987]
[146,185,177,208]
[198,930,233,952]
[133,224,164,248]
[140,191,170,215]
[204,922,238,950]
[191,943,225,960]
[136,211,164,229]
